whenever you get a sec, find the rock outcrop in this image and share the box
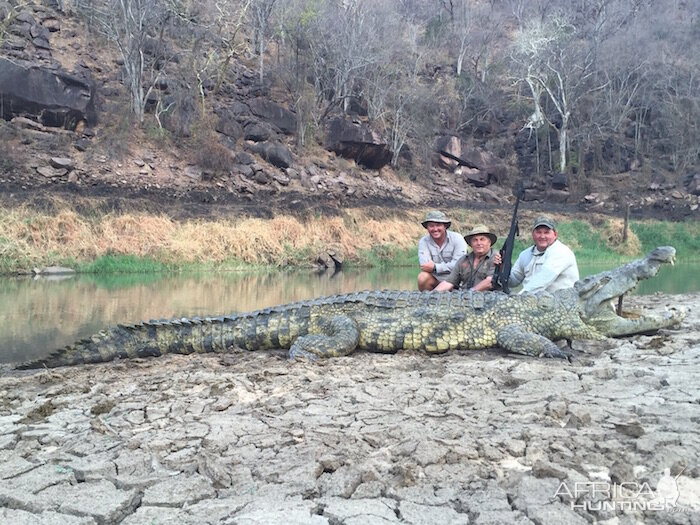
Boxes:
[0,57,96,129]
[248,98,296,135]
[325,118,392,169]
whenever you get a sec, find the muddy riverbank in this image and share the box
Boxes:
[1,293,698,524]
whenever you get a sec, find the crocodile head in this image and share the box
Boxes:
[572,246,685,337]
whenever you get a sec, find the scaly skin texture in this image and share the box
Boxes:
[17,247,685,369]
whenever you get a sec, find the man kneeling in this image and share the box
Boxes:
[435,224,497,292]
[417,211,467,291]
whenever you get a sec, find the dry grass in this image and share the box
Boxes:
[0,206,424,268]
[2,204,677,273]
[602,218,642,256]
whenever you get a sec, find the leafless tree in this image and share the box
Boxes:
[308,0,383,115]
[248,0,277,84]
[451,0,501,81]
[211,0,251,93]
[274,0,318,152]
[510,11,610,175]
[73,0,174,124]
[364,21,438,166]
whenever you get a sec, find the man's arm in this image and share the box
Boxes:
[418,236,437,273]
[471,276,493,291]
[435,256,464,292]
[418,236,431,265]
[474,254,499,291]
[508,250,527,287]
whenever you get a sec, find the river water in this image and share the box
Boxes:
[1,263,697,364]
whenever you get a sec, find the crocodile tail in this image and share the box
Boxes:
[16,317,231,369]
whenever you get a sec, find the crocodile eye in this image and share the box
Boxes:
[536,295,554,310]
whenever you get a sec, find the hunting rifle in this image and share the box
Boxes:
[492,189,524,294]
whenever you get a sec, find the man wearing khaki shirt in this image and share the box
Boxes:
[436,224,498,292]
[417,211,467,291]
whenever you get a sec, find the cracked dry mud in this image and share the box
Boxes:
[1,293,698,524]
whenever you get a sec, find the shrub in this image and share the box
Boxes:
[190,122,234,173]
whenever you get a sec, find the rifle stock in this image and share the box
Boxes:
[492,190,523,294]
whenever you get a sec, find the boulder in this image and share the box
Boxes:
[551,173,568,190]
[37,166,67,178]
[522,189,542,202]
[684,173,700,196]
[229,100,250,116]
[547,189,570,203]
[234,151,255,165]
[74,138,90,152]
[183,166,202,181]
[247,98,296,134]
[243,122,271,142]
[435,135,463,170]
[0,2,11,19]
[15,10,36,25]
[316,250,343,269]
[3,35,27,50]
[215,114,243,140]
[463,169,489,187]
[435,136,507,185]
[325,118,392,170]
[50,157,74,170]
[234,164,254,179]
[247,142,293,169]
[33,266,75,275]
[0,57,96,129]
[477,187,506,205]
[254,170,270,185]
[30,23,50,41]
[460,146,507,184]
[43,18,61,32]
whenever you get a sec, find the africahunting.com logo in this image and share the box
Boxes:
[553,468,692,512]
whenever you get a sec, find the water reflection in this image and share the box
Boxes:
[0,267,418,364]
[1,263,697,364]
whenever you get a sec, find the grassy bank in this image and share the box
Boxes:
[0,205,697,274]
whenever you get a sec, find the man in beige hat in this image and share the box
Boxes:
[495,215,579,294]
[435,224,498,292]
[417,210,468,291]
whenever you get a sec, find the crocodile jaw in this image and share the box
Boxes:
[574,246,685,337]
[585,307,685,337]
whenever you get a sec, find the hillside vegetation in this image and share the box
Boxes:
[36,1,699,179]
[2,1,699,188]
[0,0,698,272]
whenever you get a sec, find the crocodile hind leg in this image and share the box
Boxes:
[497,324,572,360]
[289,315,360,359]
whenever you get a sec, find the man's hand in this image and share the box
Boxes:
[434,281,454,292]
[420,261,435,273]
[493,252,502,265]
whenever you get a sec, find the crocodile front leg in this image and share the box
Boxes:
[289,315,360,359]
[497,324,571,360]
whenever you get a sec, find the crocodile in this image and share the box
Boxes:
[17,246,684,369]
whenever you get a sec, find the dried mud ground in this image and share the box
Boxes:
[1,294,699,525]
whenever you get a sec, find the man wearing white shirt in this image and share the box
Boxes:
[507,215,579,294]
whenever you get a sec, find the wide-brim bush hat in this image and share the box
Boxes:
[533,215,557,231]
[421,210,451,229]
[464,224,497,245]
